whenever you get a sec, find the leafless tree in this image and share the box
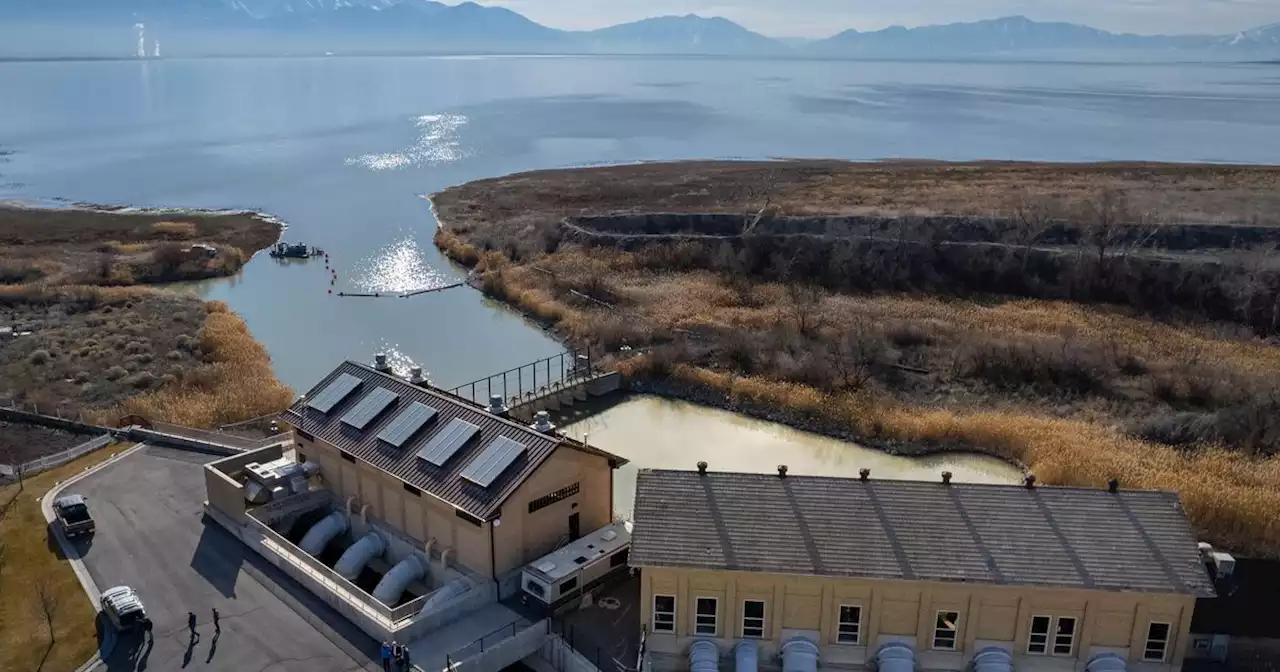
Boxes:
[784,283,825,336]
[34,576,61,671]
[1223,247,1280,335]
[826,322,886,391]
[739,168,778,235]
[1007,195,1058,275]
[1077,189,1132,268]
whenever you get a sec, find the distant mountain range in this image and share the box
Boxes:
[0,1,1277,59]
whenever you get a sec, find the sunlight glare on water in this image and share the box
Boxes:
[345,113,469,171]
[354,236,449,294]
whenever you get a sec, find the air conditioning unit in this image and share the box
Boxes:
[1210,551,1236,581]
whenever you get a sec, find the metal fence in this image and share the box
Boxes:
[449,350,597,406]
[549,619,632,672]
[0,434,112,480]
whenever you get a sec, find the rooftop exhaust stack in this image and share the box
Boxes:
[409,366,428,386]
[1107,478,1119,493]
[1024,474,1037,489]
[531,410,555,434]
[942,471,952,485]
[777,465,788,478]
[487,394,508,417]
[697,461,708,475]
[374,353,391,373]
[859,468,870,482]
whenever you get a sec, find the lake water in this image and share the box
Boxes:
[2,56,1278,391]
[559,395,1024,516]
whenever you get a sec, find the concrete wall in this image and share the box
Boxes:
[492,446,614,578]
[536,635,604,672]
[204,443,286,524]
[639,567,1197,672]
[452,621,551,672]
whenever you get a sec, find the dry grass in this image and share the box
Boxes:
[150,221,198,239]
[435,159,1280,556]
[0,444,128,672]
[85,302,294,428]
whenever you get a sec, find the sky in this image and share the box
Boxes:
[472,0,1279,38]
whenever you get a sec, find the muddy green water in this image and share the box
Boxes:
[559,395,1025,517]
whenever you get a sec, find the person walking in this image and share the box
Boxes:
[187,611,199,643]
[392,641,403,672]
[379,640,392,672]
[401,644,412,671]
[212,608,221,635]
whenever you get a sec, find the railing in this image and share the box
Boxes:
[446,619,523,665]
[0,434,112,480]
[550,620,620,672]
[449,349,596,406]
[153,422,264,450]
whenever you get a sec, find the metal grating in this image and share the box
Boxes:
[306,373,363,414]
[460,436,527,488]
[415,418,480,467]
[341,387,399,430]
[377,402,439,448]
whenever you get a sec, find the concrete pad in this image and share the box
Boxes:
[407,602,528,672]
[71,444,381,672]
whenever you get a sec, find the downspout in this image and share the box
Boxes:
[489,518,498,584]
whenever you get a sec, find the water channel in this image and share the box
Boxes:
[559,395,1025,517]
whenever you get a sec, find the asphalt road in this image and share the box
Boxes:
[67,445,382,672]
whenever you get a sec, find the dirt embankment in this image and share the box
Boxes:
[0,206,292,432]
[432,159,1280,557]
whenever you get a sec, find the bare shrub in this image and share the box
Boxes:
[124,371,156,389]
[27,350,51,366]
[961,337,1109,396]
[103,366,127,381]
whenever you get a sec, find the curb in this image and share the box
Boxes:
[42,443,147,669]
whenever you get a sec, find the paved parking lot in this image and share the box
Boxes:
[67,445,381,672]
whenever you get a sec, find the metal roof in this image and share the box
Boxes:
[282,361,625,520]
[631,469,1215,597]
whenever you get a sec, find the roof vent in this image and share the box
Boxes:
[374,352,391,373]
[531,410,556,434]
[487,394,508,417]
[859,468,870,482]
[1024,474,1037,489]
[942,471,952,485]
[777,465,788,478]
[409,366,428,386]
[696,461,707,475]
[1107,478,1119,493]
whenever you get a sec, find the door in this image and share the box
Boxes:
[568,512,581,541]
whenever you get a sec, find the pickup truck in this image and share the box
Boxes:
[53,494,95,538]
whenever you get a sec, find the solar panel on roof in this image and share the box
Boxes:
[415,418,480,466]
[378,402,439,447]
[460,436,527,488]
[341,387,399,430]
[306,373,363,414]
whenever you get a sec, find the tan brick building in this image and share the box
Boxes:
[631,467,1214,672]
[280,360,625,583]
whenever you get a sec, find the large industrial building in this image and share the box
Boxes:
[631,467,1215,672]
[282,359,627,582]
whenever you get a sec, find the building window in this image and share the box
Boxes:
[454,508,482,526]
[528,482,580,514]
[1053,617,1077,656]
[1144,622,1171,662]
[933,611,959,650]
[695,597,718,636]
[1028,616,1077,656]
[1028,616,1052,654]
[403,483,421,497]
[340,450,356,463]
[742,600,766,639]
[652,595,676,633]
[837,605,862,644]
